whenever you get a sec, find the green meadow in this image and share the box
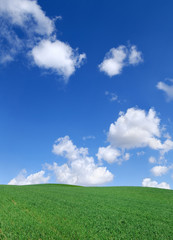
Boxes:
[0,184,172,239]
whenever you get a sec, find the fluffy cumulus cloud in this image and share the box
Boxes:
[99,45,143,77]
[108,108,173,151]
[142,178,170,189]
[97,147,130,164]
[97,146,121,164]
[0,0,86,80]
[31,40,86,80]
[47,136,113,186]
[150,165,169,176]
[99,46,127,77]
[8,169,49,185]
[97,108,173,164]
[157,81,173,101]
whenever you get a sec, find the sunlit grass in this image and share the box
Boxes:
[0,184,172,239]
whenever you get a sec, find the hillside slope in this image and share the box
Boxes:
[0,185,172,239]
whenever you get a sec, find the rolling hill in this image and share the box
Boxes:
[0,184,172,239]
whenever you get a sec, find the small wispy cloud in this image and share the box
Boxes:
[82,135,96,141]
[148,156,156,164]
[157,81,173,101]
[136,151,145,156]
[105,91,118,102]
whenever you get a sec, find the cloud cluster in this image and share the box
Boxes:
[3,2,173,188]
[142,178,170,189]
[8,169,49,185]
[1,1,145,81]
[99,45,143,77]
[0,0,86,80]
[97,108,173,164]
[47,136,113,186]
[8,136,113,186]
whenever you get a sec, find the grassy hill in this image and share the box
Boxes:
[0,185,172,239]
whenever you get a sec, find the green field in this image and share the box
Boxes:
[0,184,173,240]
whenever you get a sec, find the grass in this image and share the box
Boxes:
[0,184,172,239]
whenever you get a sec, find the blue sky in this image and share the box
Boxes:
[0,0,173,188]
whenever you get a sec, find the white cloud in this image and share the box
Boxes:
[99,45,143,77]
[160,139,173,155]
[142,178,170,189]
[148,156,156,164]
[48,136,113,186]
[31,39,86,80]
[150,165,169,176]
[8,169,49,185]
[97,146,121,164]
[157,82,173,101]
[128,45,143,65]
[108,108,173,152]
[0,0,54,35]
[52,136,88,161]
[96,146,130,164]
[99,46,127,77]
